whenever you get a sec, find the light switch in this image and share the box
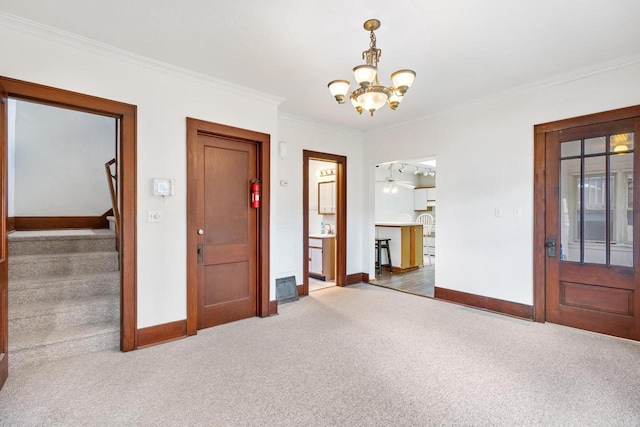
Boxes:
[495,208,503,217]
[514,208,522,217]
[147,210,162,222]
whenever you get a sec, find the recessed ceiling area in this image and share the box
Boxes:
[1,0,639,132]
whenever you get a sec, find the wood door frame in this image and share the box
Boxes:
[0,76,137,351]
[302,150,347,295]
[185,118,271,336]
[533,104,640,324]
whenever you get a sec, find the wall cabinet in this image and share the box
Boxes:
[414,187,436,211]
[318,181,336,214]
[308,236,335,280]
[375,224,423,271]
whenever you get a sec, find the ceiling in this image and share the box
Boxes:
[2,0,639,133]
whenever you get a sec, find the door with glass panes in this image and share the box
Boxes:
[541,113,640,340]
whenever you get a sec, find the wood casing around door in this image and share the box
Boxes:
[302,151,347,296]
[186,118,270,336]
[534,105,640,340]
[0,76,137,358]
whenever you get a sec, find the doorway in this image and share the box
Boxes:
[0,76,137,390]
[534,105,640,340]
[371,158,436,298]
[185,118,270,335]
[302,150,347,295]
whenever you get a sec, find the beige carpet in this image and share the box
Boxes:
[1,283,639,426]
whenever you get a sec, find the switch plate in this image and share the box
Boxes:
[147,210,162,223]
[494,208,503,217]
[514,208,522,217]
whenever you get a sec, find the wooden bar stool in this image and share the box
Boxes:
[375,238,393,275]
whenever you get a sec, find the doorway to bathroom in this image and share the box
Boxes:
[302,150,347,295]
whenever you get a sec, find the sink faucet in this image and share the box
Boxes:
[323,223,333,235]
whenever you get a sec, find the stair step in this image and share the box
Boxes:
[9,271,120,305]
[9,229,116,256]
[9,321,119,369]
[9,251,119,280]
[9,294,120,336]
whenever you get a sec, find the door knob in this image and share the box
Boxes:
[197,244,204,263]
[545,236,556,257]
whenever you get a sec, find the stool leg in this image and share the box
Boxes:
[376,242,381,276]
[385,244,393,273]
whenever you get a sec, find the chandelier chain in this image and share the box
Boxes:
[362,29,381,69]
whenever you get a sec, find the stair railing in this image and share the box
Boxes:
[105,158,120,239]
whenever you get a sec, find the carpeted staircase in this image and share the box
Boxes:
[8,229,120,369]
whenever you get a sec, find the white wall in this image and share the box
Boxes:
[0,15,280,328]
[374,165,418,222]
[309,159,336,235]
[363,59,640,305]
[275,115,364,284]
[12,100,115,216]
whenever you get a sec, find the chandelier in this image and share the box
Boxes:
[328,19,416,117]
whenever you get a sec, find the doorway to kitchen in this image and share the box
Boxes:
[302,150,347,295]
[370,157,436,298]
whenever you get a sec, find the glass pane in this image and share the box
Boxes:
[560,158,580,262]
[561,140,580,158]
[583,156,607,264]
[610,132,634,153]
[612,153,633,267]
[585,136,606,155]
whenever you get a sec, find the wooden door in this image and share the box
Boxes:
[542,115,640,339]
[0,83,8,389]
[196,133,258,329]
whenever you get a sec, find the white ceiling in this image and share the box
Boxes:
[2,0,639,133]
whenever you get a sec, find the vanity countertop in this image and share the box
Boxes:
[309,233,336,239]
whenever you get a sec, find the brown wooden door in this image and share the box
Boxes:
[544,117,640,340]
[0,83,8,389]
[196,133,258,329]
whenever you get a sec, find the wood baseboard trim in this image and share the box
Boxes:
[14,215,109,230]
[434,287,534,320]
[7,217,15,233]
[346,273,369,285]
[297,284,305,296]
[269,300,278,315]
[137,319,187,349]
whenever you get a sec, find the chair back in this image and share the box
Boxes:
[416,213,434,236]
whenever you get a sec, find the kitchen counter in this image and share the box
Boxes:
[375,224,423,271]
[309,234,336,239]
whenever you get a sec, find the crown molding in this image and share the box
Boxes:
[278,112,364,136]
[0,12,284,106]
[365,53,640,137]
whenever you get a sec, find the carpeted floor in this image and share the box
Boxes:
[1,283,639,426]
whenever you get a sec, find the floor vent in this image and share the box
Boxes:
[276,276,299,304]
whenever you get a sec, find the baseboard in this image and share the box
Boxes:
[434,287,534,320]
[14,215,109,230]
[346,273,369,285]
[137,319,187,349]
[269,300,278,315]
[297,284,305,296]
[7,217,15,232]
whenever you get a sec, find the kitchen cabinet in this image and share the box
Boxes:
[308,236,335,280]
[414,187,436,211]
[375,223,423,271]
[318,181,336,214]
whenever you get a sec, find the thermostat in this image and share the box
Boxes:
[153,178,175,196]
